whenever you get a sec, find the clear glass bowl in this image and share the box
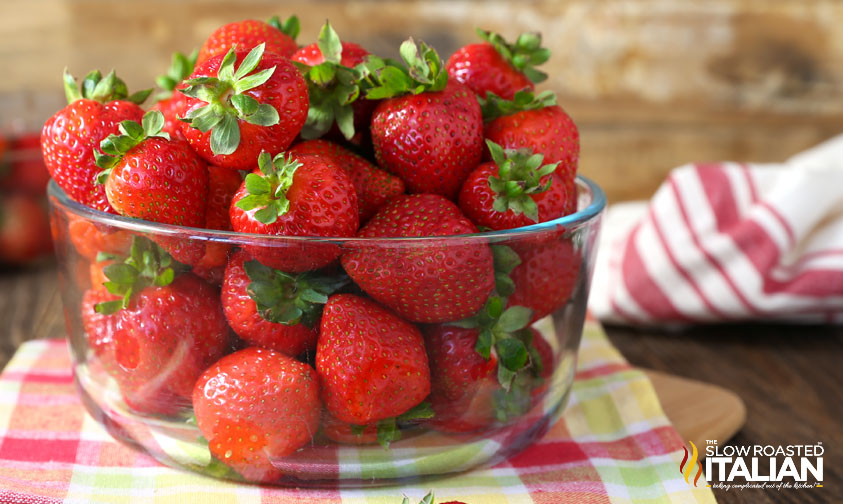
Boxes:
[47,176,605,487]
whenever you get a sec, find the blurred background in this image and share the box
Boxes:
[4,0,843,205]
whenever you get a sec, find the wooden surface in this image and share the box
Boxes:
[0,265,839,502]
[644,369,746,454]
[4,1,843,201]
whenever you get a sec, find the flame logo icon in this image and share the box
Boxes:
[679,441,704,486]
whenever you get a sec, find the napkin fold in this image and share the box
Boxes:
[589,134,843,325]
[0,320,714,504]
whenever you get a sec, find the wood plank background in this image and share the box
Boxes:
[4,0,843,202]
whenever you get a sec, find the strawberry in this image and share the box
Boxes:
[193,346,320,483]
[0,133,51,194]
[288,139,403,222]
[67,215,133,261]
[341,194,494,323]
[80,287,120,376]
[425,297,535,433]
[447,29,549,100]
[0,194,52,264]
[221,250,347,356]
[41,70,149,212]
[179,43,309,170]
[95,110,208,227]
[191,165,243,282]
[321,413,379,445]
[316,294,431,427]
[290,21,375,142]
[459,140,570,230]
[482,90,580,214]
[366,40,484,199]
[230,151,358,272]
[321,400,432,449]
[507,238,581,322]
[95,237,230,415]
[196,16,300,65]
[150,50,197,141]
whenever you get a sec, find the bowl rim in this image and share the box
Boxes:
[48,175,606,243]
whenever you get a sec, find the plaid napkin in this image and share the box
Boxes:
[0,319,715,504]
[589,134,843,325]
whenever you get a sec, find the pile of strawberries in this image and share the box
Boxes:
[42,16,581,483]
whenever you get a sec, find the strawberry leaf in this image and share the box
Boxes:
[155,50,197,100]
[496,305,531,333]
[476,28,550,84]
[244,259,349,327]
[63,68,151,105]
[94,111,170,177]
[361,38,446,99]
[483,139,559,222]
[179,43,280,156]
[267,14,299,40]
[480,89,556,122]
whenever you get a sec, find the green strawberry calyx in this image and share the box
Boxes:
[361,38,447,99]
[294,21,366,141]
[450,295,533,391]
[491,244,522,297]
[63,69,152,106]
[479,89,556,122]
[267,14,300,40]
[243,259,349,327]
[400,492,436,504]
[350,401,435,450]
[178,43,281,156]
[476,28,550,84]
[94,110,170,184]
[492,328,548,423]
[94,236,185,314]
[234,151,302,224]
[485,139,559,222]
[155,50,198,102]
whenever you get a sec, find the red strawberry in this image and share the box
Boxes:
[483,90,580,214]
[424,297,535,433]
[317,294,430,426]
[459,140,570,230]
[191,165,243,282]
[221,250,346,356]
[196,16,300,65]
[193,346,320,483]
[96,110,208,228]
[0,133,51,194]
[80,287,120,370]
[41,70,149,212]
[0,194,52,264]
[230,151,358,272]
[290,22,375,142]
[341,194,494,323]
[321,414,379,445]
[507,238,581,322]
[95,237,230,415]
[446,29,549,100]
[67,215,133,261]
[288,139,403,222]
[150,50,197,141]
[367,40,484,199]
[179,43,309,170]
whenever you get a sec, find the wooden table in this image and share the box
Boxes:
[1,264,840,504]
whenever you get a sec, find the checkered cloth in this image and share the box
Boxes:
[0,319,715,504]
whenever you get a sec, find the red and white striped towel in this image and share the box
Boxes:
[589,134,843,325]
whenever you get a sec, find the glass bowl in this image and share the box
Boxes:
[47,176,605,487]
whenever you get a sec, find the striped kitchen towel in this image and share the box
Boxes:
[0,319,715,503]
[589,134,843,325]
